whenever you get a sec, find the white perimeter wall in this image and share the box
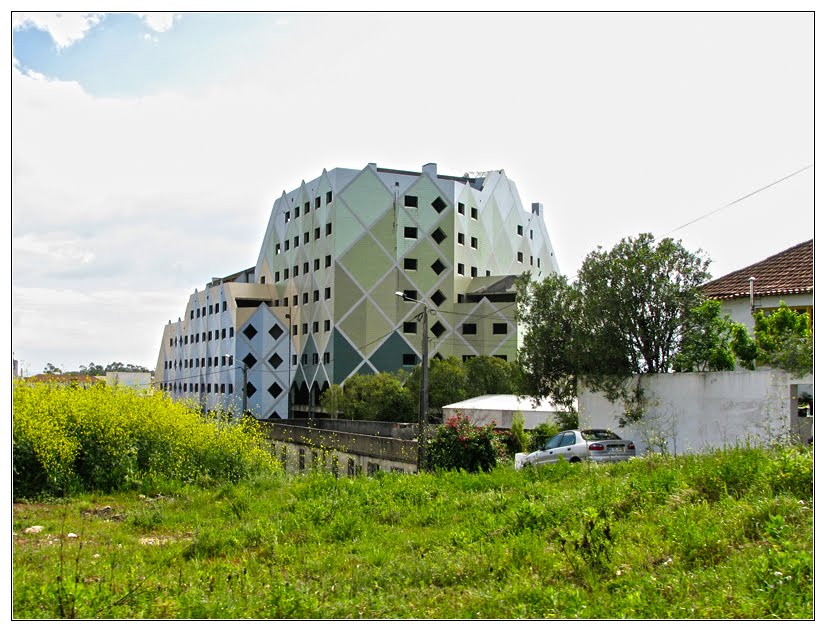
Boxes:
[578,370,813,456]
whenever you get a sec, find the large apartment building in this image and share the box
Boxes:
[155,162,560,419]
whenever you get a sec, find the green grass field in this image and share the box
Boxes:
[13,446,813,619]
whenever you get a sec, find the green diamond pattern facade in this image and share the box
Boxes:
[156,162,559,419]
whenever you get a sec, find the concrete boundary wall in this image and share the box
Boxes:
[578,370,813,456]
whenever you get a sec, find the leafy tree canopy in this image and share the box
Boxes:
[673,299,756,372]
[753,302,813,377]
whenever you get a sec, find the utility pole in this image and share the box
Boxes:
[418,307,428,471]
[242,363,248,414]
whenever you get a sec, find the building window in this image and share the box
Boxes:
[302,323,308,335]
[312,353,318,364]
[314,227,321,240]
[517,225,524,236]
[325,287,331,299]
[530,256,534,266]
[323,352,330,363]
[302,353,307,364]
[190,309,194,319]
[517,252,523,263]
[294,206,299,217]
[403,321,417,334]
[404,195,418,208]
[304,201,310,214]
[538,258,541,268]
[293,265,299,277]
[402,289,418,301]
[431,197,446,213]
[299,448,305,471]
[402,353,418,366]
[275,243,281,254]
[471,266,478,277]
[285,211,290,223]
[325,254,332,268]
[312,321,319,333]
[315,196,321,209]
[313,289,319,302]
[431,227,446,244]
[326,191,333,204]
[471,207,478,219]
[458,263,465,275]
[326,222,332,236]
[274,271,280,282]
[530,229,534,240]
[292,354,297,366]
[292,324,298,336]
[221,328,226,339]
[284,268,289,279]
[403,258,418,270]
[304,231,310,244]
[457,232,465,245]
[294,236,299,248]
[284,240,290,251]
[404,226,418,239]
[457,294,465,303]
[470,236,478,249]
[493,323,508,335]
[303,262,309,274]
[324,319,331,331]
[314,258,320,271]
[230,327,234,337]
[292,295,298,306]
[303,292,309,304]
[431,259,446,275]
[462,323,477,335]
[458,202,465,215]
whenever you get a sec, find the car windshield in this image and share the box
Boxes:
[581,429,622,441]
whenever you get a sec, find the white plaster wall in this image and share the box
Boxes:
[578,370,808,455]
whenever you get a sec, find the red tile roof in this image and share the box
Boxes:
[702,239,813,300]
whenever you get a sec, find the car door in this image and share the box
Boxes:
[535,433,564,466]
[556,431,578,461]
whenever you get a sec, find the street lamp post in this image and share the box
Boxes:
[395,291,429,471]
[286,312,292,419]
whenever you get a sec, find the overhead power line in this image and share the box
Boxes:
[661,163,813,237]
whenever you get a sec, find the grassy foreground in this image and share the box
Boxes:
[13,446,812,619]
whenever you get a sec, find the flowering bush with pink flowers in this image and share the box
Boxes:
[427,413,501,472]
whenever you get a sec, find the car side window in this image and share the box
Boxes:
[543,434,564,450]
[560,432,576,447]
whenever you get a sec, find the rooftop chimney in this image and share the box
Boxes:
[532,202,544,216]
[422,163,437,178]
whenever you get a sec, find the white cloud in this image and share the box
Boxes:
[136,12,178,33]
[12,12,103,49]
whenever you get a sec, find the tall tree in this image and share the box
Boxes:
[672,299,755,372]
[464,356,520,398]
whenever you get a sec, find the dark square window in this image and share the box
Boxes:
[403,321,417,334]
[402,353,418,366]
[431,197,446,213]
[314,227,321,240]
[471,207,478,219]
[431,259,446,275]
[538,258,541,268]
[292,324,298,336]
[517,252,523,263]
[471,236,478,249]
[325,287,331,299]
[326,191,333,204]
[517,225,524,236]
[325,255,332,267]
[312,353,318,364]
[493,323,508,335]
[430,321,446,337]
[223,301,227,311]
[458,232,465,245]
[431,227,446,244]
[530,256,534,265]
[303,262,309,274]
[230,327,234,337]
[315,196,321,209]
[324,319,330,331]
[431,290,446,306]
[284,268,289,279]
[471,266,478,277]
[292,295,298,306]
[269,353,283,370]
[304,231,310,244]
[222,328,227,339]
[458,263,465,275]
[457,294,465,303]
[292,354,297,366]
[304,201,310,213]
[243,324,257,339]
[302,292,308,304]
[274,271,280,282]
[462,323,477,335]
[404,226,418,239]
[302,323,308,335]
[294,236,299,248]
[275,243,281,254]
[302,353,307,364]
[403,289,418,301]
[284,240,290,251]
[313,289,319,302]
[458,202,465,215]
[243,353,257,368]
[268,382,283,399]
[404,195,418,208]
[269,324,283,340]
[246,381,257,398]
[530,229,534,240]
[190,309,194,319]
[285,211,291,223]
[323,352,330,363]
[404,258,418,270]
[314,258,320,271]
[313,321,319,333]
[294,206,299,216]
[293,265,299,276]
[326,222,332,236]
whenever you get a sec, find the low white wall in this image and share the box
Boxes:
[578,370,811,456]
[443,407,564,429]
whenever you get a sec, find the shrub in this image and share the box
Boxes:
[528,422,559,452]
[510,412,528,453]
[427,414,498,472]
[12,381,280,498]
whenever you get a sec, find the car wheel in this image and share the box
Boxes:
[569,457,581,463]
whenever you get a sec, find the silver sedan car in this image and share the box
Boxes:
[515,429,635,469]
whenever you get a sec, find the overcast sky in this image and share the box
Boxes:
[9,10,815,376]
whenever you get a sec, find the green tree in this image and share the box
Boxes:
[464,355,519,398]
[79,362,105,376]
[753,302,813,377]
[510,411,528,453]
[673,299,755,372]
[43,363,61,375]
[319,383,350,419]
[344,372,416,422]
[515,272,582,406]
[404,356,468,420]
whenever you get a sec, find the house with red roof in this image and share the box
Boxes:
[701,239,813,333]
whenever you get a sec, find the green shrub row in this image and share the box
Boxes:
[12,381,280,498]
